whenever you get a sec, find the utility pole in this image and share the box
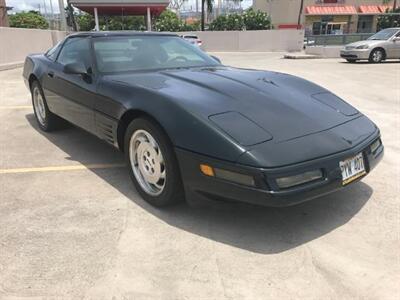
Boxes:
[297,0,304,27]
[49,0,55,29]
[268,0,273,29]
[43,0,48,19]
[58,0,67,31]
[201,0,205,31]
[0,0,9,27]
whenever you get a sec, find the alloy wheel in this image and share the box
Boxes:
[33,86,46,125]
[129,129,166,196]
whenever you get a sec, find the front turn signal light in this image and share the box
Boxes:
[200,164,215,177]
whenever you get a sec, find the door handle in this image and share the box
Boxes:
[47,71,54,78]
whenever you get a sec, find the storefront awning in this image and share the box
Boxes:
[305,5,357,15]
[358,5,381,14]
[378,5,392,13]
[69,0,169,16]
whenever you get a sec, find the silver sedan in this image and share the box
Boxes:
[340,28,400,63]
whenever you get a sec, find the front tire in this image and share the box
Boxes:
[31,80,62,131]
[124,118,184,207]
[369,49,384,63]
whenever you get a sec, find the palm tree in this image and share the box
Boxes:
[297,0,304,27]
[201,0,213,31]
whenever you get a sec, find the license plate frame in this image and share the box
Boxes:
[340,152,366,185]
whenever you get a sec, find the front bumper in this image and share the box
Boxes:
[340,49,371,60]
[176,132,383,207]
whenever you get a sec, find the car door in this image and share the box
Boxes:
[388,31,400,58]
[43,36,97,134]
[392,31,400,58]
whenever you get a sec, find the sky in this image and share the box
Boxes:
[7,0,252,14]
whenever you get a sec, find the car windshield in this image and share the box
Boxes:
[93,35,218,73]
[368,28,398,40]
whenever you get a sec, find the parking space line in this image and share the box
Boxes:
[0,163,126,174]
[0,105,32,110]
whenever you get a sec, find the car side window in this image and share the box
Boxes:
[57,37,92,69]
[46,41,63,61]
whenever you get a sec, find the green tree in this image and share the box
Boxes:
[209,14,244,30]
[104,16,145,31]
[76,13,94,31]
[209,9,270,31]
[201,0,243,31]
[242,8,271,30]
[76,13,146,31]
[154,10,198,32]
[9,11,48,29]
[377,7,400,30]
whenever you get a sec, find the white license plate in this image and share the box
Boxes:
[340,152,366,185]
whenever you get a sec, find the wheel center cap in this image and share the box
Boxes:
[137,142,161,184]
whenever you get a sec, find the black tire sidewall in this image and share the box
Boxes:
[31,81,51,131]
[369,49,383,63]
[124,118,184,207]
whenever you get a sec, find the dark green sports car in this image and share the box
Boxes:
[23,32,384,207]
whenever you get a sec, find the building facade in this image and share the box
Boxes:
[253,0,398,35]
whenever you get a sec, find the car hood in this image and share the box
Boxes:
[109,66,360,145]
[345,40,383,48]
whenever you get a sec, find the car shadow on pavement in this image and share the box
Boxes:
[340,60,400,64]
[26,114,373,254]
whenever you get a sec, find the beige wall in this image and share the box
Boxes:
[180,30,305,52]
[0,27,67,69]
[253,0,396,30]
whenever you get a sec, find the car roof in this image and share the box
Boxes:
[68,31,178,38]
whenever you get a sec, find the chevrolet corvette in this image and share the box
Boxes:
[23,32,384,207]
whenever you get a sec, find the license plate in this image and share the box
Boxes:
[340,152,366,185]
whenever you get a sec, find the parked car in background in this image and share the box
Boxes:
[340,28,400,63]
[181,34,202,48]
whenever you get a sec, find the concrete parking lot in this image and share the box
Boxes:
[0,53,399,299]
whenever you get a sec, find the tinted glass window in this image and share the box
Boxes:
[368,28,399,40]
[93,36,219,73]
[57,37,92,69]
[46,41,63,61]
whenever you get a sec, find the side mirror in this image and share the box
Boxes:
[211,55,221,64]
[393,37,400,42]
[63,62,88,75]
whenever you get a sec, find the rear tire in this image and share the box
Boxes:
[124,117,185,207]
[31,80,62,131]
[369,49,384,63]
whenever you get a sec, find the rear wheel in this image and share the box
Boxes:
[369,49,384,63]
[124,118,184,207]
[31,80,62,131]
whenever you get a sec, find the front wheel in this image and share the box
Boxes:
[369,49,384,63]
[124,118,184,207]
